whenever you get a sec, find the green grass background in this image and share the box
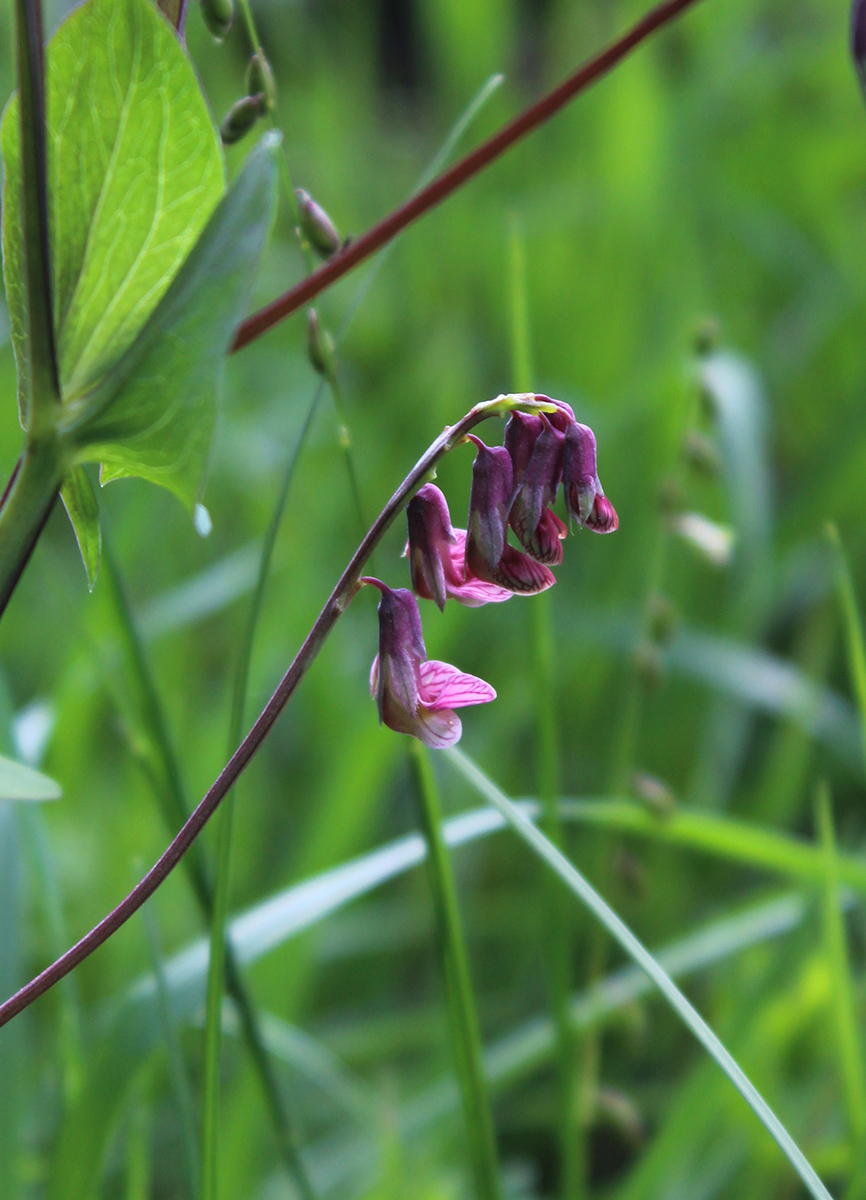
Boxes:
[2,0,866,1196]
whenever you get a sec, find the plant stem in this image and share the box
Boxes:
[0,394,552,1029]
[408,741,501,1200]
[0,438,63,615]
[231,0,706,353]
[14,0,61,428]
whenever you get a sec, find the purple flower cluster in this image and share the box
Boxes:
[366,397,618,748]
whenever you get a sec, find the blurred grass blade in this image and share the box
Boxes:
[555,797,866,892]
[827,522,866,767]
[0,751,60,800]
[141,900,199,1200]
[446,748,833,1200]
[304,890,820,1195]
[223,1008,374,1130]
[815,784,866,1197]
[408,741,501,1200]
[137,545,261,639]
[17,807,82,1103]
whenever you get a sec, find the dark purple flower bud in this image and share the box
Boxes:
[405,484,516,608]
[854,0,866,95]
[364,579,495,748]
[504,412,544,481]
[406,485,457,611]
[509,418,565,549]
[466,437,514,571]
[535,394,576,433]
[562,421,599,525]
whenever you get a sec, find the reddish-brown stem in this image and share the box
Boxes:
[0,396,545,1029]
[231,0,705,353]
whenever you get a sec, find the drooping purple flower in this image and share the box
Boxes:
[506,414,566,563]
[562,420,619,534]
[405,484,514,609]
[465,438,556,594]
[364,579,496,748]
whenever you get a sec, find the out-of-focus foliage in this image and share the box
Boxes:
[2,0,866,1196]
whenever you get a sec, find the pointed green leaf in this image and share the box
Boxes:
[60,466,100,589]
[60,134,281,508]
[1,0,225,419]
[0,753,60,801]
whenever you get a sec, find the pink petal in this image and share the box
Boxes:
[419,660,497,709]
[414,707,463,749]
[446,532,514,606]
[587,494,619,533]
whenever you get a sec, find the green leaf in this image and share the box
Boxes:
[60,466,100,589]
[60,133,281,508]
[1,0,225,417]
[0,752,61,801]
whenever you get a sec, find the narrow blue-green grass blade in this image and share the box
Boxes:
[827,523,866,768]
[815,785,866,1198]
[300,891,818,1197]
[140,901,199,1200]
[137,544,261,639]
[445,749,833,1200]
[221,1008,375,1130]
[0,751,60,800]
[16,807,83,1104]
[568,612,861,771]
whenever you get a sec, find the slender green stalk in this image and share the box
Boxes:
[827,523,866,765]
[102,543,313,1199]
[447,749,834,1200]
[507,215,581,1199]
[13,0,60,429]
[815,785,866,1200]
[408,741,502,1200]
[0,438,64,614]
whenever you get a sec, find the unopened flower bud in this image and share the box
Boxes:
[671,512,735,567]
[306,308,334,376]
[684,430,720,476]
[465,437,556,595]
[246,51,276,112]
[647,593,676,646]
[634,641,663,690]
[295,188,341,259]
[692,315,721,358]
[631,771,676,817]
[201,0,233,40]
[220,95,263,145]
